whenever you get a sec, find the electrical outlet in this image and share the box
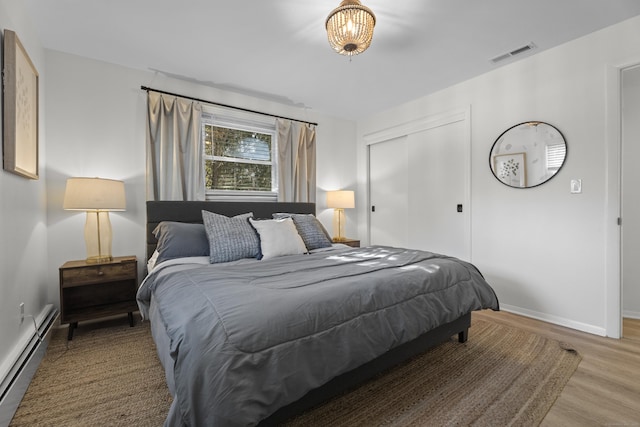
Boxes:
[19,302,25,323]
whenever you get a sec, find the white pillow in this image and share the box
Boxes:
[249,217,307,260]
[147,250,160,273]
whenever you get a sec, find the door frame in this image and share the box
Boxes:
[364,106,472,260]
[605,60,640,338]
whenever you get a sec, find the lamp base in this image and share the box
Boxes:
[84,211,114,264]
[85,255,113,264]
[332,208,346,241]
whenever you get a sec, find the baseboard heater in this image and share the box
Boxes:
[0,306,58,426]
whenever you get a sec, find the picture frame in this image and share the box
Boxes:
[3,29,39,180]
[493,152,527,187]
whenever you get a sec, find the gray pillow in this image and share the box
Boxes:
[272,213,333,250]
[152,222,209,265]
[202,210,260,263]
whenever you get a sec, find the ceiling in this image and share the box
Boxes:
[24,0,640,121]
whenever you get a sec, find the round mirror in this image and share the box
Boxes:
[489,121,567,188]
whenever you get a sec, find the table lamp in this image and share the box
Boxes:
[63,177,126,263]
[326,190,355,242]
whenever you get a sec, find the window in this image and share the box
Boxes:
[546,143,566,171]
[202,111,277,201]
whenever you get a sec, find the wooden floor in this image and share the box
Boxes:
[624,317,640,342]
[473,311,640,426]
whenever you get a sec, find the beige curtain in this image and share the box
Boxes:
[146,92,204,201]
[276,119,316,203]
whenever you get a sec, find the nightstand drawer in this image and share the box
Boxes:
[61,262,136,287]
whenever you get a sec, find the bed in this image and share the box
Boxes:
[137,201,499,426]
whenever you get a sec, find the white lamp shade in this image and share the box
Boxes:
[63,177,126,211]
[326,190,355,209]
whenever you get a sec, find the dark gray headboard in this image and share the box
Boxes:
[146,201,316,259]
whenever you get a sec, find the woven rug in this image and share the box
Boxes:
[9,320,171,427]
[10,318,580,426]
[285,320,581,426]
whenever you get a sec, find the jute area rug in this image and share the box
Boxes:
[10,318,580,427]
[10,320,171,427]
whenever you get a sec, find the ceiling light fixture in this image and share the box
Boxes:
[325,0,376,57]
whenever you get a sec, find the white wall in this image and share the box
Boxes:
[44,50,357,290]
[0,0,50,385]
[622,65,640,319]
[357,15,640,336]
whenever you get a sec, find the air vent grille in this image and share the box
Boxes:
[490,42,537,64]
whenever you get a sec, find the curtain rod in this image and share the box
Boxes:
[140,86,318,127]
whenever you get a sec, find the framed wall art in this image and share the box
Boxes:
[493,152,527,187]
[3,29,39,179]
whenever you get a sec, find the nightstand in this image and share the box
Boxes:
[333,238,360,248]
[59,256,138,340]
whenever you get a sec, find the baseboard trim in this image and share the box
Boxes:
[623,310,640,320]
[0,305,58,427]
[500,304,607,337]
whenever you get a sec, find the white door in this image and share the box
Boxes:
[369,136,408,247]
[368,114,469,260]
[407,122,468,260]
[622,65,640,333]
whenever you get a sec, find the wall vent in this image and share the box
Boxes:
[490,42,537,64]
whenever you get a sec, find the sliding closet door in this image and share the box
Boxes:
[369,136,409,247]
[368,109,470,260]
[407,121,468,260]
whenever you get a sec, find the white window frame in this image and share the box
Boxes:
[201,107,278,202]
[546,143,566,171]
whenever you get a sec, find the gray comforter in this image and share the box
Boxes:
[137,245,498,426]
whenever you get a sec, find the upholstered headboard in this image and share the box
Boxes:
[146,201,316,259]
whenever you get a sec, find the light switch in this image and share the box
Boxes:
[570,179,582,194]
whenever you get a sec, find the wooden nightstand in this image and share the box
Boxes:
[59,256,138,340]
[333,238,360,248]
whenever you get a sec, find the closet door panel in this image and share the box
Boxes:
[407,121,468,260]
[369,136,408,248]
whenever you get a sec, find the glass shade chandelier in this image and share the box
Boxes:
[325,0,376,57]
